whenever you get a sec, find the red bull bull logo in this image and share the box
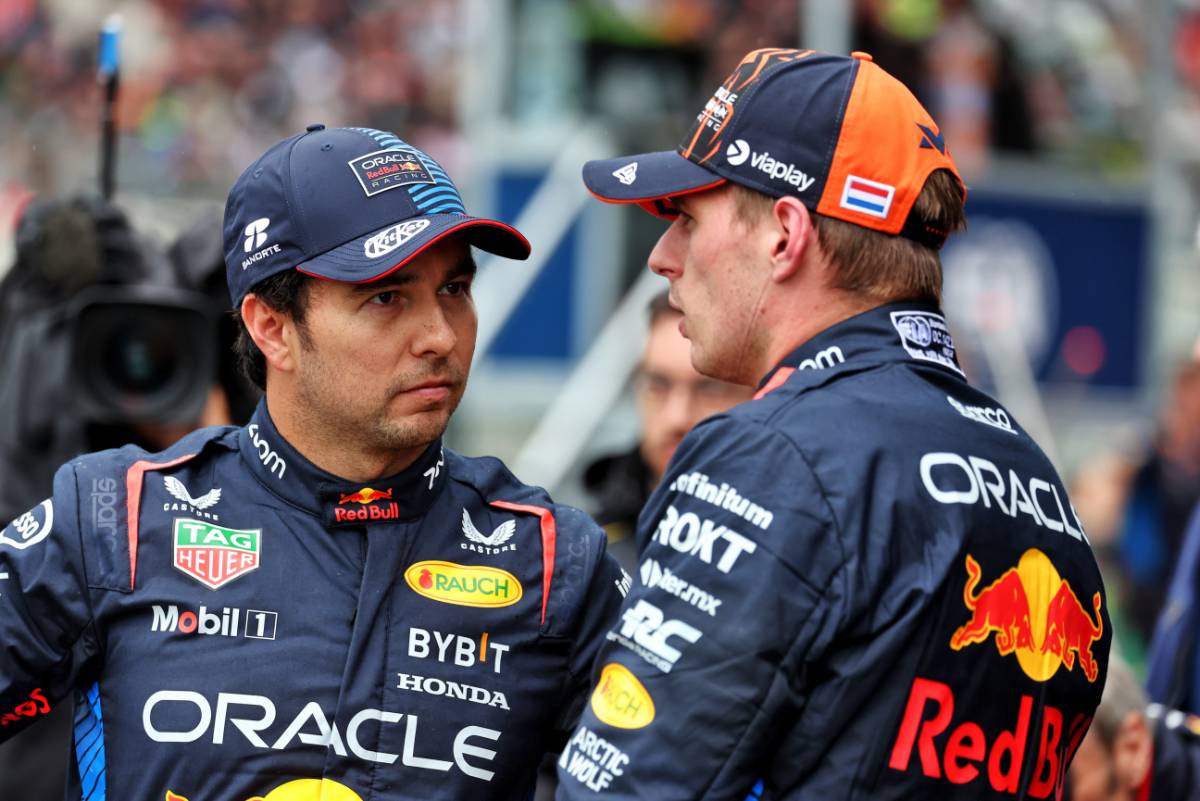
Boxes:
[167,778,363,801]
[339,487,392,505]
[950,549,1103,682]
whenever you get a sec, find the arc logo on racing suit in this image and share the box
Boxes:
[590,663,655,729]
[608,599,701,673]
[172,520,261,591]
[167,778,363,801]
[1,499,53,550]
[460,509,517,554]
[143,691,500,781]
[404,561,522,608]
[950,549,1103,683]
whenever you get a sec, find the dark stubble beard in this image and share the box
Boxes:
[297,356,468,457]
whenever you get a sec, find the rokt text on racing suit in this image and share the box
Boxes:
[0,401,628,801]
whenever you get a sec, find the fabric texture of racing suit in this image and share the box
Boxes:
[557,302,1111,800]
[0,401,628,801]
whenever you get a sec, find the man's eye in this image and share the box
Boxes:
[441,280,471,297]
[369,291,397,305]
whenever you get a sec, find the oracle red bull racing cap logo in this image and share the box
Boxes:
[167,778,363,801]
[950,548,1102,682]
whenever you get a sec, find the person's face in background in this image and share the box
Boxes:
[636,311,754,480]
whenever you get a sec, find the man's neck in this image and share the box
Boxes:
[264,392,426,483]
[758,290,879,379]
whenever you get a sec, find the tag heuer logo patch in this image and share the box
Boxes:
[173,519,261,590]
[349,149,435,197]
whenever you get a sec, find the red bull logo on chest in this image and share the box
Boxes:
[173,519,261,591]
[950,549,1103,682]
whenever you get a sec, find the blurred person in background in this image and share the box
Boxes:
[1069,656,1200,801]
[582,289,753,570]
[1115,361,1200,646]
[559,47,1109,800]
[0,196,245,800]
[0,125,626,801]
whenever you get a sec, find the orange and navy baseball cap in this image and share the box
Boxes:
[582,48,964,248]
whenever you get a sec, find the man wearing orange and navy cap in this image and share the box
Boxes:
[557,49,1110,800]
[0,126,628,800]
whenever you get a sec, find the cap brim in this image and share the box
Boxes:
[295,214,531,284]
[582,150,726,218]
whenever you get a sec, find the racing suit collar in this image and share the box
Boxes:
[238,400,447,524]
[757,300,965,393]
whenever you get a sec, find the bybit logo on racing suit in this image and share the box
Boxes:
[590,663,654,729]
[408,627,509,674]
[167,778,363,801]
[151,604,278,640]
[144,692,500,780]
[404,561,522,608]
[334,487,399,523]
[172,519,261,591]
[950,549,1103,683]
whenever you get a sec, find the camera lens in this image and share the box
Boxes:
[70,287,215,424]
[99,322,177,395]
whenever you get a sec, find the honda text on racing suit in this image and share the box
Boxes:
[558,303,1110,800]
[0,402,626,800]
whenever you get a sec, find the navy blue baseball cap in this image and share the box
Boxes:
[223,125,531,306]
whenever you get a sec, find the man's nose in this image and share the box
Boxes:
[648,222,683,278]
[412,304,456,357]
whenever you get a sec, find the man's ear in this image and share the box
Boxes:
[769,196,817,284]
[240,293,298,375]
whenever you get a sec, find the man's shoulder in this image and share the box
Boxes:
[445,450,605,540]
[64,424,240,481]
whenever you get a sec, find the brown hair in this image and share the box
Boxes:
[733,168,966,305]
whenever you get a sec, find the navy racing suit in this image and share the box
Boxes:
[0,401,627,801]
[557,302,1110,800]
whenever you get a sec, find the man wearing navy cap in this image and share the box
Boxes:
[0,125,627,801]
[558,49,1110,800]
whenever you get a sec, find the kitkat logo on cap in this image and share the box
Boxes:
[349,149,435,197]
[364,220,431,259]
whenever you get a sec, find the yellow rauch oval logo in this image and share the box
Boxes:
[404,560,523,608]
[591,663,655,729]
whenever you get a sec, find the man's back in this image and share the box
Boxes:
[560,303,1109,799]
[1,403,624,801]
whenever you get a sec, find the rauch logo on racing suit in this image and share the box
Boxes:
[590,663,654,730]
[404,561,522,608]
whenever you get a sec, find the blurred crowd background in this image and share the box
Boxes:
[3,0,1200,681]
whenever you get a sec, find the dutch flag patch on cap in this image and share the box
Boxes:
[840,175,895,219]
